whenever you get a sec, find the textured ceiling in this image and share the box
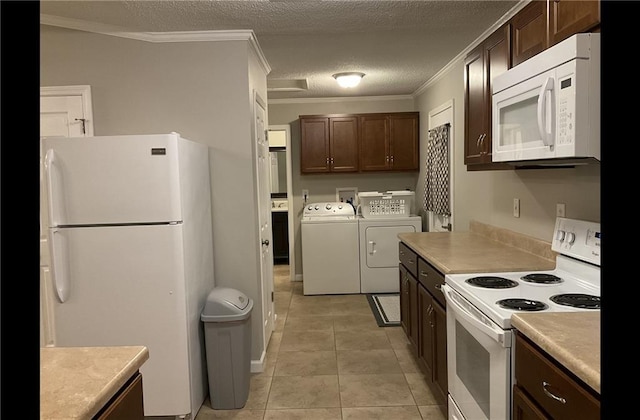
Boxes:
[40,0,521,100]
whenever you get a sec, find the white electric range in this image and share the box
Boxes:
[442,217,601,420]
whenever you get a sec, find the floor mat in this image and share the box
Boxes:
[366,293,401,327]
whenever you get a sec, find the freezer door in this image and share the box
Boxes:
[48,224,195,416]
[42,134,183,226]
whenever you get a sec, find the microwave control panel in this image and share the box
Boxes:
[556,73,575,146]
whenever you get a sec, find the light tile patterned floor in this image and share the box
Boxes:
[194,264,446,420]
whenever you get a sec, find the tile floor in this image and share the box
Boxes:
[194,264,446,420]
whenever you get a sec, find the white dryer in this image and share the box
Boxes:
[358,215,422,293]
[301,202,360,295]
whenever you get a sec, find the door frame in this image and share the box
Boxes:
[267,124,294,281]
[427,99,455,232]
[40,85,95,136]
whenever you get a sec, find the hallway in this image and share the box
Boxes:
[195,264,446,419]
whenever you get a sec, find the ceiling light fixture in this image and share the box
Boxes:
[332,72,365,88]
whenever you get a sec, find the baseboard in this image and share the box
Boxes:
[250,350,266,373]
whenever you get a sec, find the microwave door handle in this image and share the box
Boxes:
[442,284,510,347]
[537,77,555,146]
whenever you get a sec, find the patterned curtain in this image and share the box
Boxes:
[423,123,451,216]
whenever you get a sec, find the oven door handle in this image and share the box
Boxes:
[442,284,510,347]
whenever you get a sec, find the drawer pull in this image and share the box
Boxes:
[435,283,442,290]
[408,259,415,264]
[542,381,567,404]
[420,270,428,277]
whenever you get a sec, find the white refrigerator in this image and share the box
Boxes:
[40,132,215,418]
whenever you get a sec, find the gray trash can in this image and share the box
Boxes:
[201,287,254,409]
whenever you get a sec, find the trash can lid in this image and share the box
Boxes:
[201,287,253,322]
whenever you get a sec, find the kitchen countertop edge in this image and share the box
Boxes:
[511,312,600,394]
[41,345,149,419]
[398,220,556,274]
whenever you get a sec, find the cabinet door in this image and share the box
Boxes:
[399,264,411,339]
[96,372,144,420]
[548,0,600,46]
[464,44,487,165]
[271,211,289,263]
[389,113,419,170]
[483,24,511,163]
[329,116,359,172]
[418,284,434,376]
[300,117,330,173]
[359,115,390,171]
[511,0,547,67]
[513,385,551,420]
[464,23,513,170]
[432,299,448,403]
[408,272,418,349]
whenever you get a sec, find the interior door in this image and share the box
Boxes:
[40,85,94,347]
[427,100,454,232]
[255,92,275,352]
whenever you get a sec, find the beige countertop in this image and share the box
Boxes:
[41,346,149,420]
[398,220,556,274]
[511,312,600,394]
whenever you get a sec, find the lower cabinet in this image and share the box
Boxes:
[399,242,448,407]
[513,332,600,420]
[271,211,289,264]
[94,371,144,420]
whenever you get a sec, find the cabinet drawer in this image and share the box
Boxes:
[515,334,600,420]
[398,242,418,277]
[417,258,445,307]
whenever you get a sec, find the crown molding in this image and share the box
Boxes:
[40,14,271,74]
[267,94,414,105]
[412,0,530,97]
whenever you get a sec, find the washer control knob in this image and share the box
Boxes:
[325,203,332,210]
[556,230,566,241]
[307,205,313,211]
[314,205,320,210]
[565,232,576,245]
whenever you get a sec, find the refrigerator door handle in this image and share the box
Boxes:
[43,149,62,227]
[49,228,71,303]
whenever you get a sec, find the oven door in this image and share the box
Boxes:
[442,284,512,420]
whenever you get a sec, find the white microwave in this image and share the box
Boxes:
[492,33,600,165]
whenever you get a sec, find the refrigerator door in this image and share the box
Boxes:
[49,223,193,416]
[42,134,183,227]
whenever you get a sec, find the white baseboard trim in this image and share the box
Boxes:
[250,350,266,373]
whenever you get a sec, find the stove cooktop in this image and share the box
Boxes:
[445,265,600,329]
[445,217,601,329]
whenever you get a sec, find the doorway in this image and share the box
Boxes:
[267,125,294,282]
[427,99,454,232]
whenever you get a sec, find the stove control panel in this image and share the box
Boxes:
[551,217,600,265]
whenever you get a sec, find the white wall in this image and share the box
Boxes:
[40,25,269,362]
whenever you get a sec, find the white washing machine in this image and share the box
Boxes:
[358,215,422,293]
[301,202,360,295]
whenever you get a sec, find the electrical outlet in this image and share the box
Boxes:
[513,198,520,218]
[556,203,566,217]
[302,189,309,203]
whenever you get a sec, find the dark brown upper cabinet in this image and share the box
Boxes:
[300,115,359,174]
[359,112,419,172]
